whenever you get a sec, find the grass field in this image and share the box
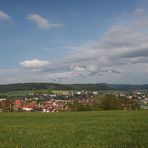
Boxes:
[0,90,52,98]
[0,111,148,148]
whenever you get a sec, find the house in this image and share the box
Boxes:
[22,105,33,112]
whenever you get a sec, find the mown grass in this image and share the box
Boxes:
[0,110,148,148]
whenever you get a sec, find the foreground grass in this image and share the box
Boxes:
[0,111,148,148]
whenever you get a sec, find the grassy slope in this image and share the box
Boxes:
[0,83,121,94]
[0,90,52,98]
[0,110,148,148]
[1,83,148,93]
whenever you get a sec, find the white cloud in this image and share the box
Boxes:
[19,14,148,83]
[27,14,64,29]
[37,8,148,83]
[1,8,148,84]
[20,59,49,68]
[0,10,10,21]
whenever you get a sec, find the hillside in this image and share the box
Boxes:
[0,83,148,93]
[0,83,110,93]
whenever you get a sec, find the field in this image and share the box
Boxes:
[0,111,148,148]
[0,90,52,98]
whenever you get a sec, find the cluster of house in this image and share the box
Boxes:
[114,91,148,104]
[14,99,70,112]
[0,91,97,112]
[0,98,95,112]
[0,90,148,112]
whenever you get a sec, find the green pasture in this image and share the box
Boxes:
[0,90,52,98]
[0,110,148,148]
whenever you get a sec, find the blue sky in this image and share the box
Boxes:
[0,0,148,84]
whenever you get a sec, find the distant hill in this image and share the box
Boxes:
[0,83,148,93]
[0,83,110,93]
[108,84,148,90]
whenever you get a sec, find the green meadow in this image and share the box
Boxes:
[0,110,148,148]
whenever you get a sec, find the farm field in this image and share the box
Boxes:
[0,90,52,98]
[0,111,148,148]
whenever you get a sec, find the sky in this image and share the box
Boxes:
[0,0,148,84]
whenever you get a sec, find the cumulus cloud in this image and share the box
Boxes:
[19,12,148,83]
[37,8,148,83]
[2,8,148,84]
[20,59,49,68]
[27,14,64,29]
[0,10,10,21]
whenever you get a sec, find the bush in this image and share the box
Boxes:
[100,95,123,110]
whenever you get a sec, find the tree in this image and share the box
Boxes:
[0,100,14,112]
[100,95,123,110]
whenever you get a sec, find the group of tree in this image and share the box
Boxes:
[68,95,140,111]
[1,83,148,93]
[0,100,14,112]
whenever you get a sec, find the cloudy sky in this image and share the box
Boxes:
[0,0,148,84]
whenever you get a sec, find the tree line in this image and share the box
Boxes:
[68,95,140,111]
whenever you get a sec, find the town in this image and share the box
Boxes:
[0,90,148,112]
